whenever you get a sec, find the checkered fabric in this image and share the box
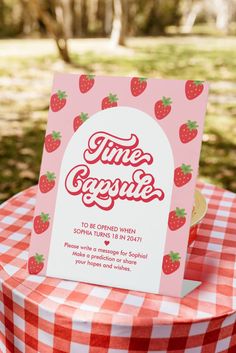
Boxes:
[0,182,236,353]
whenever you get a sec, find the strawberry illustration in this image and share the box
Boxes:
[130,77,147,96]
[174,164,192,187]
[101,93,118,110]
[79,74,95,93]
[28,253,45,274]
[34,212,50,234]
[154,97,172,120]
[73,112,89,132]
[45,131,61,152]
[185,80,204,100]
[162,252,181,275]
[39,172,56,193]
[168,208,186,231]
[50,90,67,112]
[179,120,198,143]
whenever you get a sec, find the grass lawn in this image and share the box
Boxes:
[0,36,235,203]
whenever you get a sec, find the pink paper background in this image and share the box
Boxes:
[28,73,209,296]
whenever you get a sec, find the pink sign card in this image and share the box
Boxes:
[28,74,208,297]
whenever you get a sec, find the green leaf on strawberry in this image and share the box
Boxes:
[169,251,181,262]
[87,74,95,79]
[161,96,172,106]
[194,80,204,85]
[139,77,147,82]
[108,93,118,103]
[180,164,192,174]
[80,112,89,122]
[40,212,50,223]
[175,207,187,218]
[52,131,61,140]
[186,120,198,131]
[46,171,56,181]
[56,90,67,100]
[34,253,45,264]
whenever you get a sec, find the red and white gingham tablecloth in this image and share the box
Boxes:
[0,182,236,353]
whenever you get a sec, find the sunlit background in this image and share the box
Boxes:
[0,0,236,203]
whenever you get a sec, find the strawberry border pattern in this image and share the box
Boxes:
[28,74,208,296]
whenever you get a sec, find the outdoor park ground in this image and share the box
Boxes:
[0,36,235,203]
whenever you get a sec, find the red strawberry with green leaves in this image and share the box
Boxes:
[168,208,186,231]
[131,77,147,96]
[28,253,45,274]
[174,164,192,187]
[39,172,56,193]
[50,90,67,112]
[185,80,204,100]
[34,212,50,234]
[45,131,61,152]
[79,74,95,93]
[102,93,118,110]
[73,112,89,132]
[162,251,181,275]
[179,120,198,143]
[154,97,172,120]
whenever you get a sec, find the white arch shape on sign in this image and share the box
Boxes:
[46,107,174,293]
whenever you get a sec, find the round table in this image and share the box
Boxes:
[0,182,236,353]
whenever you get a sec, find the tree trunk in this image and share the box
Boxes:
[81,0,88,36]
[87,0,98,31]
[73,0,82,36]
[120,0,127,44]
[60,0,73,38]
[214,0,229,32]
[110,0,127,47]
[104,0,113,35]
[20,0,35,35]
[0,0,4,28]
[181,0,203,33]
[26,0,71,63]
